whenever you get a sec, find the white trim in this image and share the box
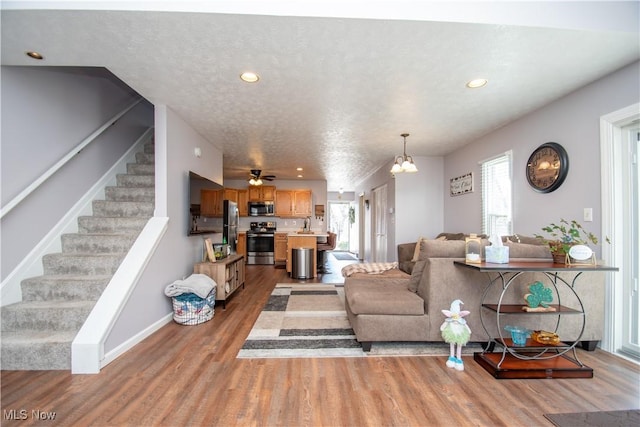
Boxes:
[477,150,511,166]
[0,98,142,219]
[0,128,154,307]
[72,216,169,374]
[599,102,640,353]
[101,313,173,369]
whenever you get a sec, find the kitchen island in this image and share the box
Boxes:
[285,232,328,278]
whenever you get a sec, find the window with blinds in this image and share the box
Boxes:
[481,151,513,236]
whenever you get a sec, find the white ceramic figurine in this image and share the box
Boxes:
[440,299,471,371]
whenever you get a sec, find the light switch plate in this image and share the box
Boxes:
[584,208,593,222]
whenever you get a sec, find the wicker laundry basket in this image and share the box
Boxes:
[171,288,216,325]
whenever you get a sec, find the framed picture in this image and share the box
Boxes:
[450,172,473,196]
[204,238,216,263]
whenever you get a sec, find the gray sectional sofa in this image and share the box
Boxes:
[344,237,606,352]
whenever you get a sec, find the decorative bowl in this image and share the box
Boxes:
[504,325,530,346]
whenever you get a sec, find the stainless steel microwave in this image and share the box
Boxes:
[248,201,275,216]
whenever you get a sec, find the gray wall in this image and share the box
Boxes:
[0,66,153,279]
[105,105,224,353]
[355,61,639,261]
[394,156,444,245]
[354,155,444,262]
[443,61,640,256]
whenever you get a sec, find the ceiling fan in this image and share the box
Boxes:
[249,169,276,185]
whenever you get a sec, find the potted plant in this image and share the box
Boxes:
[535,218,608,263]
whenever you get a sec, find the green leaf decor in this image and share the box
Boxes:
[524,281,554,308]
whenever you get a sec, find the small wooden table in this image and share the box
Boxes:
[454,261,618,379]
[194,254,245,308]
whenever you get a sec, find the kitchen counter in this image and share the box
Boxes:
[286,234,321,277]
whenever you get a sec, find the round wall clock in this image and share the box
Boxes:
[526,142,569,193]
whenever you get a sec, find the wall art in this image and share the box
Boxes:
[450,172,473,196]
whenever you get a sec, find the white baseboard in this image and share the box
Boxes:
[101,313,174,369]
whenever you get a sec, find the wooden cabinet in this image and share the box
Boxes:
[248,185,275,202]
[293,190,312,216]
[200,189,223,217]
[237,189,248,216]
[194,254,245,308]
[275,190,312,217]
[275,191,294,216]
[237,232,246,257]
[223,188,238,203]
[274,232,288,263]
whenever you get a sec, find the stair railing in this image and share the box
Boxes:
[0,98,143,219]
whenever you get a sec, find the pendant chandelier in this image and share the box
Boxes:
[390,133,418,173]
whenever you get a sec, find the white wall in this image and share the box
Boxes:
[443,61,640,255]
[0,66,152,279]
[104,105,224,353]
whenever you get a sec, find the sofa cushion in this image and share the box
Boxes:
[420,239,466,258]
[408,260,426,293]
[345,280,425,315]
[435,232,465,241]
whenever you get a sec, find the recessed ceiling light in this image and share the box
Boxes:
[240,72,259,83]
[26,51,44,60]
[466,78,488,88]
[296,167,303,171]
[297,174,303,178]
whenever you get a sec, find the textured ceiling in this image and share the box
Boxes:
[1,3,639,190]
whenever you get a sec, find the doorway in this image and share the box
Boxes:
[328,201,351,253]
[372,184,388,262]
[601,103,640,361]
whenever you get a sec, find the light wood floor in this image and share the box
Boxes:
[2,254,639,426]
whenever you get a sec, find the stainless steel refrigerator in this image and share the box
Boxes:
[223,200,239,254]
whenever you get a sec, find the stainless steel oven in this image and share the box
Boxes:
[246,221,276,265]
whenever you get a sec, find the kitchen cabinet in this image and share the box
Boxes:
[275,190,312,217]
[237,189,248,216]
[237,232,246,257]
[248,185,275,202]
[274,232,288,263]
[223,188,238,203]
[275,191,294,216]
[293,190,312,216]
[200,189,223,217]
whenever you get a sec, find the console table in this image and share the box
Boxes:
[194,254,245,308]
[454,261,617,379]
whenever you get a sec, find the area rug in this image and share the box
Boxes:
[544,409,639,427]
[237,283,482,359]
[331,252,358,261]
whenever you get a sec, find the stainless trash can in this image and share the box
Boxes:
[292,247,314,279]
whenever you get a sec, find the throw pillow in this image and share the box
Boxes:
[411,237,427,262]
[435,232,465,241]
[408,260,426,293]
